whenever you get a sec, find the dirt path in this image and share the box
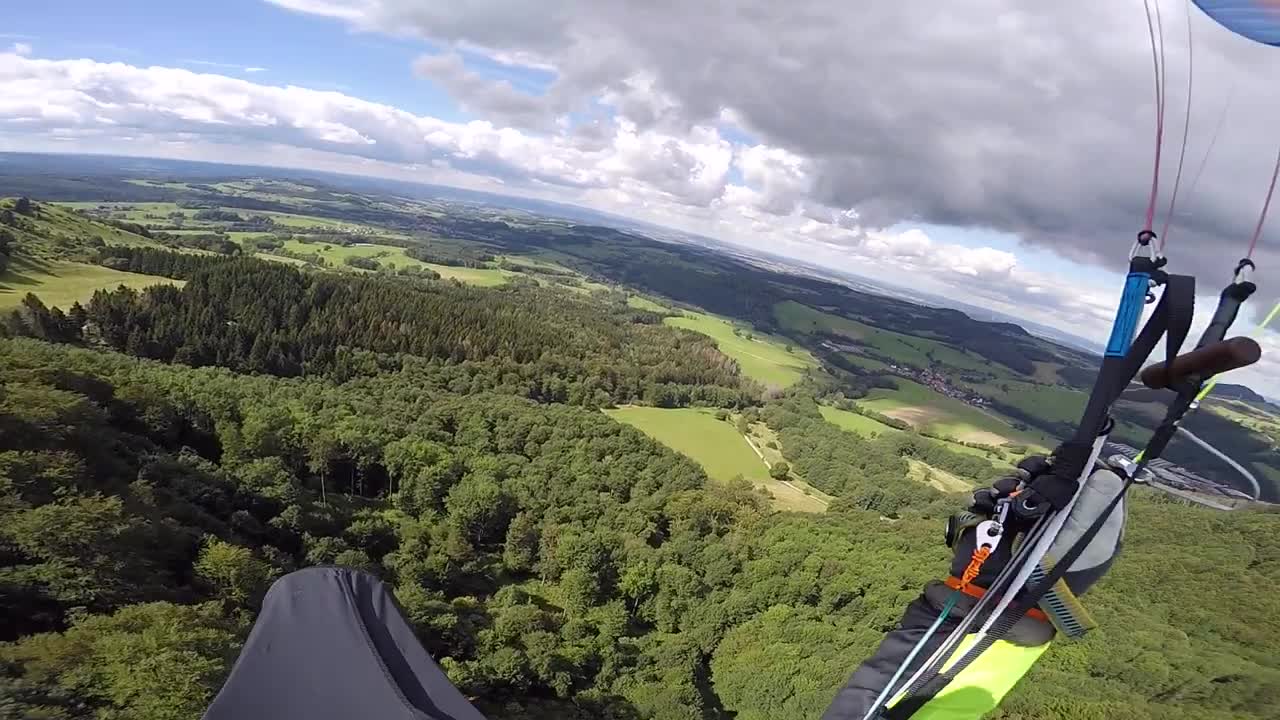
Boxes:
[742,433,830,507]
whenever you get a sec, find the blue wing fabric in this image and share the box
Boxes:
[1194,0,1280,46]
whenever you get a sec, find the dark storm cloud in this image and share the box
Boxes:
[272,0,1280,290]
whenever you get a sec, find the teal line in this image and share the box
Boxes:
[862,592,961,720]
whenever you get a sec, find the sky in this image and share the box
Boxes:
[2,0,1280,395]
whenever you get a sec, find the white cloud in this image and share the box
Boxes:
[265,0,372,23]
[182,59,270,74]
[11,43,32,57]
[735,145,812,215]
[262,0,1280,289]
[0,51,745,216]
[413,52,560,130]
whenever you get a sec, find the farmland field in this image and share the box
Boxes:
[906,458,973,492]
[774,300,993,374]
[605,406,827,512]
[966,379,1086,426]
[839,353,892,371]
[255,210,391,234]
[819,403,1015,465]
[605,406,767,481]
[860,378,1051,448]
[626,295,669,313]
[59,202,400,238]
[274,240,513,286]
[665,310,817,388]
[818,405,897,437]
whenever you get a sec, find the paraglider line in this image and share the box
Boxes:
[1247,147,1280,259]
[1156,0,1168,129]
[859,594,959,720]
[1159,0,1195,251]
[1184,84,1233,203]
[1143,0,1168,233]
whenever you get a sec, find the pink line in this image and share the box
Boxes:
[1247,146,1280,259]
[1160,1,1195,251]
[1143,0,1166,234]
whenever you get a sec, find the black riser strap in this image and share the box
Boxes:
[1144,278,1251,464]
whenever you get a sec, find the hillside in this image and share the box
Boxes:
[4,163,1274,500]
[0,198,180,310]
[1211,382,1280,414]
[1,157,1278,720]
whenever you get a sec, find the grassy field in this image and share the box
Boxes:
[0,257,180,310]
[773,300,993,374]
[19,203,161,248]
[665,310,817,388]
[55,201,507,287]
[59,202,400,238]
[427,265,513,286]
[0,200,179,312]
[742,421,835,509]
[1031,361,1064,384]
[840,353,892,372]
[627,295,669,313]
[57,201,216,228]
[276,240,513,286]
[252,253,312,267]
[125,180,191,190]
[605,407,766,481]
[818,403,1015,464]
[1208,400,1280,442]
[605,407,827,512]
[860,378,1050,448]
[816,406,983,490]
[818,405,897,437]
[60,201,188,216]
[967,380,1086,426]
[906,458,973,492]
[256,210,383,232]
[225,231,275,242]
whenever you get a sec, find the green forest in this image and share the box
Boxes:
[1,166,1279,720]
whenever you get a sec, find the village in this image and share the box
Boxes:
[820,339,991,408]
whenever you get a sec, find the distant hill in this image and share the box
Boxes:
[5,152,1273,468]
[1213,382,1279,411]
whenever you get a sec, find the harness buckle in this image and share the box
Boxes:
[974,520,1003,551]
[1107,454,1153,484]
[1234,258,1255,285]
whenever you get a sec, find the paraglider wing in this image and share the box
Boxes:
[1193,1,1280,46]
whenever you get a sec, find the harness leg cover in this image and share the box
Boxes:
[203,567,487,720]
[820,584,1049,720]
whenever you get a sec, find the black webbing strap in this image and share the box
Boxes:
[1050,273,1195,482]
[1138,275,1254,466]
[883,274,1195,720]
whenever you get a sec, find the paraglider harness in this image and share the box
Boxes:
[869,234,1262,720]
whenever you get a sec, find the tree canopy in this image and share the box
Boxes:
[0,336,1276,720]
